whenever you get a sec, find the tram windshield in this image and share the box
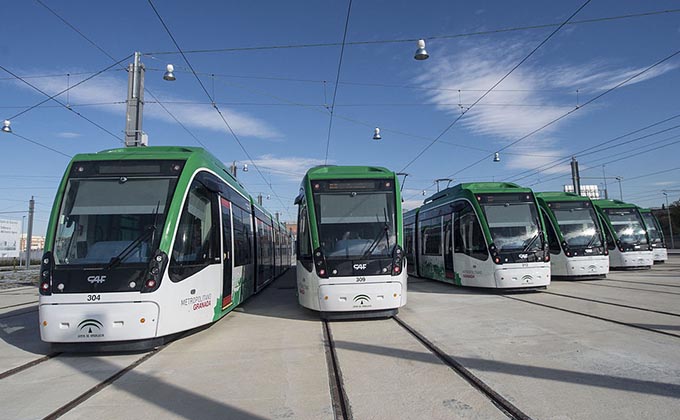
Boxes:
[603,208,648,246]
[54,174,177,266]
[641,212,663,246]
[550,201,603,248]
[479,193,542,253]
[312,179,396,258]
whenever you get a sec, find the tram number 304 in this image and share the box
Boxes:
[86,294,101,302]
[356,277,366,282]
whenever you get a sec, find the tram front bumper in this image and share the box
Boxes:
[652,248,668,262]
[39,301,160,343]
[317,282,404,312]
[493,264,550,288]
[563,256,609,277]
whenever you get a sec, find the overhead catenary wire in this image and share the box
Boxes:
[443,47,680,186]
[507,113,680,182]
[398,0,593,174]
[143,8,680,56]
[146,0,292,218]
[35,0,213,150]
[403,46,680,203]
[323,0,354,165]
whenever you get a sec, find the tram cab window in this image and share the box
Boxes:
[169,181,219,282]
[454,202,488,261]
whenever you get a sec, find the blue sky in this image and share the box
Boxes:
[2,0,680,236]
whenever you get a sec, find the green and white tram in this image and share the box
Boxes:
[592,199,653,269]
[638,207,668,263]
[536,192,609,278]
[39,146,291,349]
[404,182,550,289]
[294,166,407,318]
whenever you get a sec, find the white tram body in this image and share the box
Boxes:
[38,148,291,349]
[405,183,551,289]
[295,166,407,319]
[593,200,653,270]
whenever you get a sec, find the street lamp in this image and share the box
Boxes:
[372,127,381,140]
[2,120,11,133]
[615,176,623,201]
[663,192,675,249]
[414,39,429,60]
[163,64,176,81]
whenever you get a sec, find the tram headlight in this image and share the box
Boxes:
[141,250,167,293]
[391,245,404,276]
[39,252,53,296]
[313,247,329,278]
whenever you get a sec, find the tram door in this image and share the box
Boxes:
[444,213,454,279]
[220,197,233,309]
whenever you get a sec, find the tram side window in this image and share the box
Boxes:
[454,202,488,261]
[233,205,253,266]
[298,206,313,270]
[404,224,414,256]
[543,211,561,254]
[169,182,219,282]
[421,217,442,255]
[600,215,616,250]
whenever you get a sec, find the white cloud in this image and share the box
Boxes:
[13,72,280,140]
[414,41,677,171]
[243,154,328,181]
[57,131,81,138]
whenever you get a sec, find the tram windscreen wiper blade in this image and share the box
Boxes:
[362,211,391,258]
[106,225,156,269]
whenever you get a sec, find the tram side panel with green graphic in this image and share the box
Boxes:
[638,207,668,263]
[295,166,407,318]
[404,182,551,289]
[39,146,290,347]
[536,192,609,278]
[592,199,653,269]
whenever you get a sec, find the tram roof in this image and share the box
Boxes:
[72,146,206,161]
[535,192,591,202]
[591,199,638,209]
[69,146,251,199]
[304,165,394,180]
[422,182,532,206]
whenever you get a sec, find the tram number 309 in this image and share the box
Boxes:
[86,294,101,302]
[356,277,366,282]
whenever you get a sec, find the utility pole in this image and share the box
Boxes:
[602,165,608,199]
[26,197,34,268]
[257,194,263,206]
[230,161,238,178]
[664,192,675,249]
[615,177,623,201]
[20,215,25,267]
[570,156,581,196]
[125,52,146,147]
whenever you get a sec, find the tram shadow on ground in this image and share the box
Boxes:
[235,267,323,322]
[407,276,544,296]
[330,339,680,399]
[0,306,52,355]
[54,355,271,420]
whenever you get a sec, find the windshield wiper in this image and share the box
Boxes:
[522,217,543,253]
[362,210,392,258]
[107,225,156,269]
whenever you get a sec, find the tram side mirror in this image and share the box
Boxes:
[294,194,303,205]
